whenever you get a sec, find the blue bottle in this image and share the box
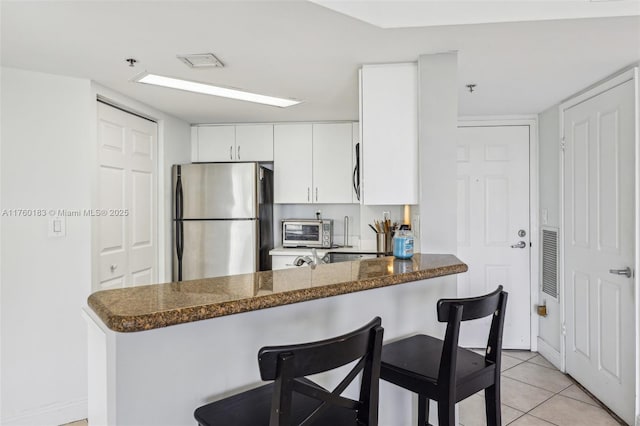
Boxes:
[393,228,414,259]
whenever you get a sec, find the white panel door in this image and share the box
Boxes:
[97,107,127,289]
[97,103,157,290]
[312,123,353,204]
[197,126,235,162]
[563,80,635,424]
[457,126,530,348]
[274,124,313,204]
[235,124,273,162]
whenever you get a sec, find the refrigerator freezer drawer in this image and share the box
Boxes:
[174,220,258,281]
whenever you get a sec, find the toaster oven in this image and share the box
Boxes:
[282,219,333,248]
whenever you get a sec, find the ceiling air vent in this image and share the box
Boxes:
[177,53,224,69]
[542,227,559,299]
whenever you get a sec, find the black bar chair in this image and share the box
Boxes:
[194,317,384,426]
[380,286,508,426]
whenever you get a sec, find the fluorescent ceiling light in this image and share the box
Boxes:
[133,73,301,108]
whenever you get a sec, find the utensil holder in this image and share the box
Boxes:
[376,233,386,253]
[376,232,393,254]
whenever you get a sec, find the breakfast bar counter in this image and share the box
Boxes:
[84,254,467,426]
[88,253,467,332]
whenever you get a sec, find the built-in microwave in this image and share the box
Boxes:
[282,219,333,248]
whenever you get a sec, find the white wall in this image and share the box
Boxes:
[160,115,192,280]
[537,104,562,356]
[1,67,93,425]
[417,52,458,254]
[0,69,191,425]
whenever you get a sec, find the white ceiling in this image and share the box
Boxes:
[311,0,640,28]
[1,1,639,124]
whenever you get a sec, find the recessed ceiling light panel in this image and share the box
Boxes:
[177,53,224,68]
[132,72,301,108]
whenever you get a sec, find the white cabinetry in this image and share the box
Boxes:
[274,122,354,204]
[194,125,235,162]
[312,123,353,204]
[360,63,418,205]
[274,124,313,203]
[271,255,299,270]
[192,124,273,162]
[235,124,273,161]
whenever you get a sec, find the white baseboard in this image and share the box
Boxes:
[537,337,562,370]
[1,398,87,426]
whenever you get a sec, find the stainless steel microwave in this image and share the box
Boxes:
[282,219,333,248]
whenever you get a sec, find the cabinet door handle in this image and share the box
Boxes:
[307,187,310,202]
[229,145,233,160]
[237,145,240,160]
[315,187,318,202]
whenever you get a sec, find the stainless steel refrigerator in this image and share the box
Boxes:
[172,162,273,281]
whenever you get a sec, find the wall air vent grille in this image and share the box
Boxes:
[542,227,559,298]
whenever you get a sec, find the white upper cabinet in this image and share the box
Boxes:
[312,123,353,204]
[235,124,273,162]
[194,126,236,162]
[274,122,355,204]
[274,124,313,204]
[360,63,418,205]
[192,124,273,162]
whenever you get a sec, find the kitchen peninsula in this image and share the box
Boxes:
[85,254,467,425]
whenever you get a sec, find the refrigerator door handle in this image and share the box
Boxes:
[353,142,360,201]
[175,220,184,281]
[175,166,183,220]
[175,167,184,281]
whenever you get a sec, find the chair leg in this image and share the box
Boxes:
[437,400,455,426]
[417,394,430,426]
[485,384,501,426]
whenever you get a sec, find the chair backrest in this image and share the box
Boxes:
[258,317,384,426]
[436,286,508,396]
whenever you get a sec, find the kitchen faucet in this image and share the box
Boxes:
[293,248,320,269]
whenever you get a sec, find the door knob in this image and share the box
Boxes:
[510,241,526,249]
[110,264,117,272]
[609,267,632,278]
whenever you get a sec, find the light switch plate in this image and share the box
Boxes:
[48,216,66,237]
[542,208,548,225]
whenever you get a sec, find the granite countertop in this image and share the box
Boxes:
[88,253,468,333]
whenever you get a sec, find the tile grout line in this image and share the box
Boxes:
[513,370,621,426]
[501,372,572,395]
[564,375,627,426]
[525,412,562,426]
[502,358,573,425]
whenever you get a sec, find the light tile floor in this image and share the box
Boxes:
[61,351,622,426]
[459,350,623,426]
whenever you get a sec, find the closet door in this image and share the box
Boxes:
[96,102,157,290]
